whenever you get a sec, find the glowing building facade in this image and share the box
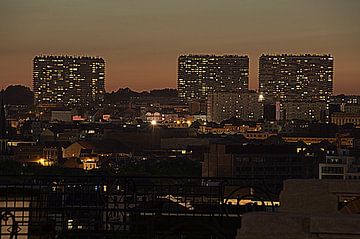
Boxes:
[259,54,333,102]
[33,55,105,107]
[178,55,249,101]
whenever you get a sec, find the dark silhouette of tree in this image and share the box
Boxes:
[105,88,178,103]
[0,85,34,105]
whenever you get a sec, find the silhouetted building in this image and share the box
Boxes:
[263,103,276,121]
[178,55,249,101]
[237,179,360,238]
[259,54,333,102]
[329,103,341,117]
[189,100,207,114]
[202,140,330,193]
[33,55,105,107]
[202,142,320,177]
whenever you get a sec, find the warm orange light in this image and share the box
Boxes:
[36,158,50,166]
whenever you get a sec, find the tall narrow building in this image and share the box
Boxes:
[33,55,105,107]
[259,54,333,102]
[178,55,249,102]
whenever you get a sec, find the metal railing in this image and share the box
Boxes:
[0,175,279,239]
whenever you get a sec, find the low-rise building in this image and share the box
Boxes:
[283,136,353,148]
[207,91,263,123]
[79,149,99,170]
[319,148,360,179]
[331,112,360,126]
[144,112,180,123]
[202,140,328,193]
[63,141,95,158]
[12,144,43,162]
[281,100,327,121]
[342,103,360,114]
[199,124,260,134]
[50,110,73,122]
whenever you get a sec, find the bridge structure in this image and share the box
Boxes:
[0,175,279,239]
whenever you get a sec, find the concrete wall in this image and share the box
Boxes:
[236,179,360,239]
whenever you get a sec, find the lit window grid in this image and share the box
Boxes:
[178,55,249,101]
[259,55,333,102]
[33,56,105,106]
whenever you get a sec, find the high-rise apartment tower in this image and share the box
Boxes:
[33,55,105,107]
[178,55,249,101]
[259,54,333,102]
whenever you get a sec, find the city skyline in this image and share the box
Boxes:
[1,0,360,94]
[1,1,360,238]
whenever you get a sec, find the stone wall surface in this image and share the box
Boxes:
[236,179,360,239]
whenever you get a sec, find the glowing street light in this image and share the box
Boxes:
[258,94,265,102]
[151,120,157,126]
[186,120,191,126]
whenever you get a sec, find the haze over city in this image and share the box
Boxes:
[1,0,360,93]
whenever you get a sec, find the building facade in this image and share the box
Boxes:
[33,55,105,107]
[281,100,327,121]
[178,55,249,101]
[331,112,360,126]
[259,54,333,102]
[330,94,360,105]
[202,142,324,194]
[237,180,360,239]
[207,91,263,123]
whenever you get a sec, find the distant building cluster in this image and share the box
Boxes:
[1,52,360,239]
[178,54,334,123]
[25,53,360,126]
[30,54,337,123]
[33,55,105,107]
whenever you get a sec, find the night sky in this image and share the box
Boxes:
[0,0,359,93]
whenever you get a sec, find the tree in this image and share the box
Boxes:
[0,85,34,105]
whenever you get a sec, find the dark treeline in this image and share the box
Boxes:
[105,87,178,102]
[0,85,34,105]
[0,85,177,105]
[0,158,201,177]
